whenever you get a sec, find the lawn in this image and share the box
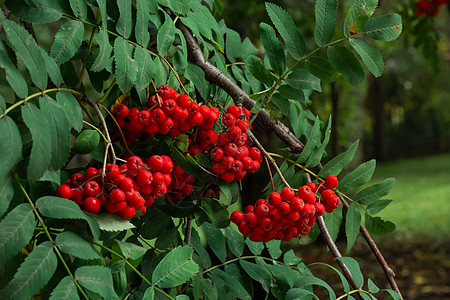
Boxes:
[368,152,450,236]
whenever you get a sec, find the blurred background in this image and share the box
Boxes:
[222,0,450,298]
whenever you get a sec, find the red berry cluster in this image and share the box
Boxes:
[189,104,261,183]
[56,155,174,218]
[165,164,196,203]
[230,175,340,242]
[113,85,219,147]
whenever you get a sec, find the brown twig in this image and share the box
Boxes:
[184,215,193,245]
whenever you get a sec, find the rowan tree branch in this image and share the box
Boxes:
[174,11,402,298]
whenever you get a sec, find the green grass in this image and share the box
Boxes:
[366,153,450,236]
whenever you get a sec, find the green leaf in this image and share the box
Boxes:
[90,29,113,73]
[297,117,321,163]
[187,1,223,47]
[314,0,338,46]
[72,129,100,155]
[327,45,365,86]
[225,28,241,62]
[56,91,83,132]
[245,238,264,255]
[39,96,71,170]
[367,199,393,215]
[219,181,240,206]
[265,3,305,60]
[202,222,226,262]
[284,249,301,265]
[322,204,343,242]
[75,265,118,299]
[36,196,100,240]
[355,178,395,206]
[88,213,135,232]
[157,12,176,55]
[114,37,137,93]
[224,227,244,257]
[0,94,4,113]
[1,241,57,300]
[155,227,181,250]
[0,203,34,264]
[240,260,272,293]
[361,14,402,41]
[21,103,52,182]
[260,22,285,75]
[142,286,154,300]
[116,0,132,39]
[296,276,336,299]
[56,231,101,260]
[265,239,282,259]
[135,0,150,47]
[345,203,361,253]
[277,85,306,102]
[69,0,87,20]
[382,289,400,300]
[190,227,211,269]
[319,140,359,177]
[0,174,15,218]
[210,268,251,300]
[246,55,274,86]
[5,0,62,24]
[152,246,199,288]
[49,276,79,300]
[171,147,214,184]
[349,37,384,77]
[306,57,340,83]
[2,19,47,90]
[39,48,62,87]
[306,115,332,167]
[116,240,147,260]
[0,116,22,177]
[343,0,378,36]
[199,198,230,228]
[339,159,376,193]
[285,69,322,92]
[184,64,210,100]
[336,257,364,288]
[156,0,191,14]
[0,50,28,98]
[50,20,84,65]
[365,213,395,235]
[368,278,380,294]
[285,288,317,300]
[96,0,107,28]
[134,46,155,91]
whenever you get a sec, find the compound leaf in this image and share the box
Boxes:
[344,0,378,36]
[157,12,176,56]
[90,29,113,73]
[365,213,396,235]
[345,203,361,253]
[134,46,155,91]
[224,227,244,257]
[156,0,191,14]
[1,241,57,300]
[240,260,272,293]
[56,91,83,132]
[319,140,359,177]
[306,57,340,83]
[355,178,395,206]
[202,222,226,262]
[285,69,321,92]
[260,22,285,76]
[135,0,150,47]
[69,0,87,20]
[5,0,62,24]
[0,50,28,98]
[89,213,135,232]
[116,0,132,39]
[336,257,364,288]
[339,159,376,193]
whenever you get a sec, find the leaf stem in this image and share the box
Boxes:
[13,174,90,300]
[0,88,83,119]
[336,289,371,300]
[202,255,293,275]
[91,240,175,300]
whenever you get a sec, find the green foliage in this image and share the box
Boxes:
[0,0,404,299]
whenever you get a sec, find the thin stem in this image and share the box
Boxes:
[75,25,98,90]
[0,88,83,119]
[202,255,294,275]
[268,152,318,179]
[336,289,371,300]
[13,174,90,300]
[98,78,117,104]
[184,215,193,245]
[264,156,275,192]
[91,240,175,300]
[98,103,132,155]
[83,120,108,142]
[157,54,188,94]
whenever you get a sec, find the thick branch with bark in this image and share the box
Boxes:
[174,13,402,298]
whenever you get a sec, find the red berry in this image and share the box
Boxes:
[259,217,273,232]
[84,180,101,196]
[297,185,316,204]
[84,197,100,213]
[244,212,258,227]
[244,205,255,214]
[268,207,281,221]
[221,156,235,170]
[306,182,317,193]
[162,99,178,115]
[290,197,305,212]
[249,147,261,162]
[268,192,282,207]
[147,155,164,171]
[120,206,136,219]
[221,172,235,183]
[105,164,121,180]
[314,202,325,217]
[158,85,174,99]
[137,170,153,186]
[325,175,339,189]
[255,204,270,218]
[224,143,238,156]
[286,210,300,222]
[84,167,98,181]
[56,184,73,199]
[160,155,174,174]
[127,156,143,174]
[177,94,191,108]
[138,110,152,126]
[114,104,129,119]
[280,187,295,201]
[211,147,225,161]
[279,202,291,215]
[222,113,236,127]
[70,173,84,187]
[321,189,335,201]
[230,210,245,224]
